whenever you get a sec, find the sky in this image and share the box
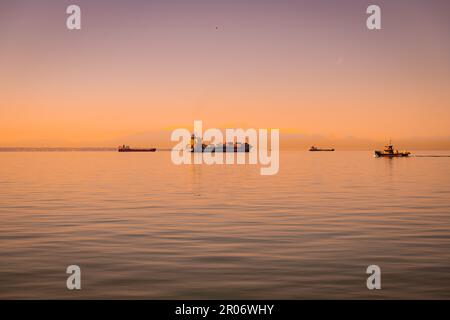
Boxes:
[1,0,450,149]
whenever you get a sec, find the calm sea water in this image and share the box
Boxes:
[0,151,449,299]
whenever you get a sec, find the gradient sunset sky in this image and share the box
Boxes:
[1,0,450,148]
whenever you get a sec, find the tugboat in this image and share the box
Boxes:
[118,145,156,152]
[189,134,251,153]
[309,146,335,152]
[374,141,410,157]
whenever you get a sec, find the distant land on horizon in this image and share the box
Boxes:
[1,133,450,151]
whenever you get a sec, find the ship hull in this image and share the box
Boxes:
[191,145,251,153]
[374,151,410,157]
[118,148,156,152]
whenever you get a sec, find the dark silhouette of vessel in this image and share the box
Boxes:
[309,146,335,152]
[374,141,410,157]
[189,134,251,153]
[118,145,156,152]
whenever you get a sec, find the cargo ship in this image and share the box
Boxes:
[309,146,335,152]
[189,134,251,153]
[374,141,410,157]
[118,145,156,152]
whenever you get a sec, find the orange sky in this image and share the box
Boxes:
[1,0,450,149]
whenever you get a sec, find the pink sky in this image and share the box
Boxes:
[1,0,450,148]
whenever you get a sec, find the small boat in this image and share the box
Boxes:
[309,146,335,152]
[374,141,410,157]
[118,145,156,152]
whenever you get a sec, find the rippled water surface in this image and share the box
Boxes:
[0,151,449,299]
